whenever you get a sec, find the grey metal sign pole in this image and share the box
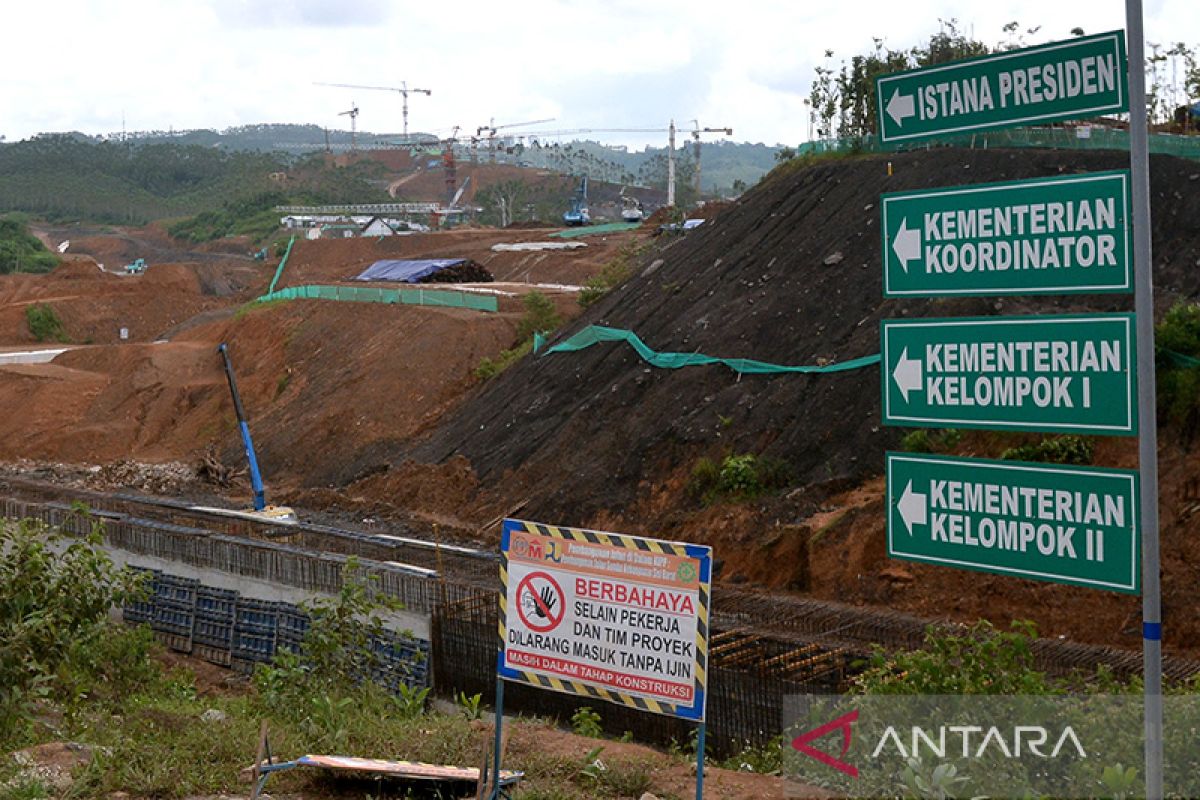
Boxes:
[1123,3,1163,797]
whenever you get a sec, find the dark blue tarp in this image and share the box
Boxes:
[353,259,466,283]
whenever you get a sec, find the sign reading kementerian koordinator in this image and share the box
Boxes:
[882,314,1137,435]
[875,30,1128,143]
[882,171,1132,297]
[887,452,1140,593]
[498,519,712,721]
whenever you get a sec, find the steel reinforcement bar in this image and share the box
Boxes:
[2,478,1196,682]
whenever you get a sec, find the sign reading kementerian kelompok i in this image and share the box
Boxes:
[498,519,712,721]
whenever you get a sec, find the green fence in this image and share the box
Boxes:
[798,126,1200,160]
[549,222,643,238]
[256,284,498,312]
[266,235,296,295]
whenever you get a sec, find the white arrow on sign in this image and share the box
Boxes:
[892,347,923,402]
[892,218,921,273]
[886,89,915,126]
[897,480,927,535]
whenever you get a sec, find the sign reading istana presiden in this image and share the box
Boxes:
[875,31,1128,143]
[499,519,712,721]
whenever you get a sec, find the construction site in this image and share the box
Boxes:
[5,83,1200,794]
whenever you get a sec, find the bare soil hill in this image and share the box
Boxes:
[0,257,261,346]
[0,224,640,483]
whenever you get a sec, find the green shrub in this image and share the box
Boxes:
[25,303,69,342]
[900,428,961,454]
[1156,301,1200,432]
[252,559,416,720]
[718,454,761,497]
[686,457,721,502]
[1001,434,1093,465]
[516,291,562,341]
[475,339,533,381]
[687,453,793,504]
[571,706,603,738]
[476,292,559,381]
[0,515,148,744]
[853,620,1053,695]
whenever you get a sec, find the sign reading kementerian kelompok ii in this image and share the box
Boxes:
[887,453,1140,593]
[498,519,712,721]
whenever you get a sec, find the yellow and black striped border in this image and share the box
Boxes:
[498,518,712,722]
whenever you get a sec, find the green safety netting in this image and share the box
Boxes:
[534,325,881,375]
[256,284,498,312]
[266,235,297,295]
[799,127,1200,161]
[549,222,643,239]
[1163,348,1200,368]
[533,326,1200,380]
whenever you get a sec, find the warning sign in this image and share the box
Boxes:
[498,519,713,722]
[516,572,564,633]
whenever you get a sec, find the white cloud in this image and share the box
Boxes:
[0,0,1194,146]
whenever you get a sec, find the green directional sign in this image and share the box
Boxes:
[876,31,1128,143]
[881,314,1137,434]
[882,171,1132,297]
[887,452,1139,593]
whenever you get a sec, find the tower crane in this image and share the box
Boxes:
[338,104,360,151]
[688,121,733,197]
[442,125,461,205]
[511,123,682,206]
[474,117,556,162]
[315,80,432,140]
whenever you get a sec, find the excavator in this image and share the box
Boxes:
[562,176,590,226]
[201,343,298,524]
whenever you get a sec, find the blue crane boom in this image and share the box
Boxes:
[217,343,266,512]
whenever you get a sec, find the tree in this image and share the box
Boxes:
[805,21,993,140]
[0,516,148,739]
[477,179,531,227]
[0,216,58,274]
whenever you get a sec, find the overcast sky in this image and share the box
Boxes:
[1,0,1194,150]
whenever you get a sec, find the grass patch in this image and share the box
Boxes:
[475,339,533,380]
[476,292,560,381]
[24,304,69,343]
[899,428,961,454]
[1000,435,1093,465]
[579,241,646,307]
[233,297,287,319]
[686,452,794,504]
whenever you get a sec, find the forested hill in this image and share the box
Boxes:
[53,124,787,195]
[0,134,389,225]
